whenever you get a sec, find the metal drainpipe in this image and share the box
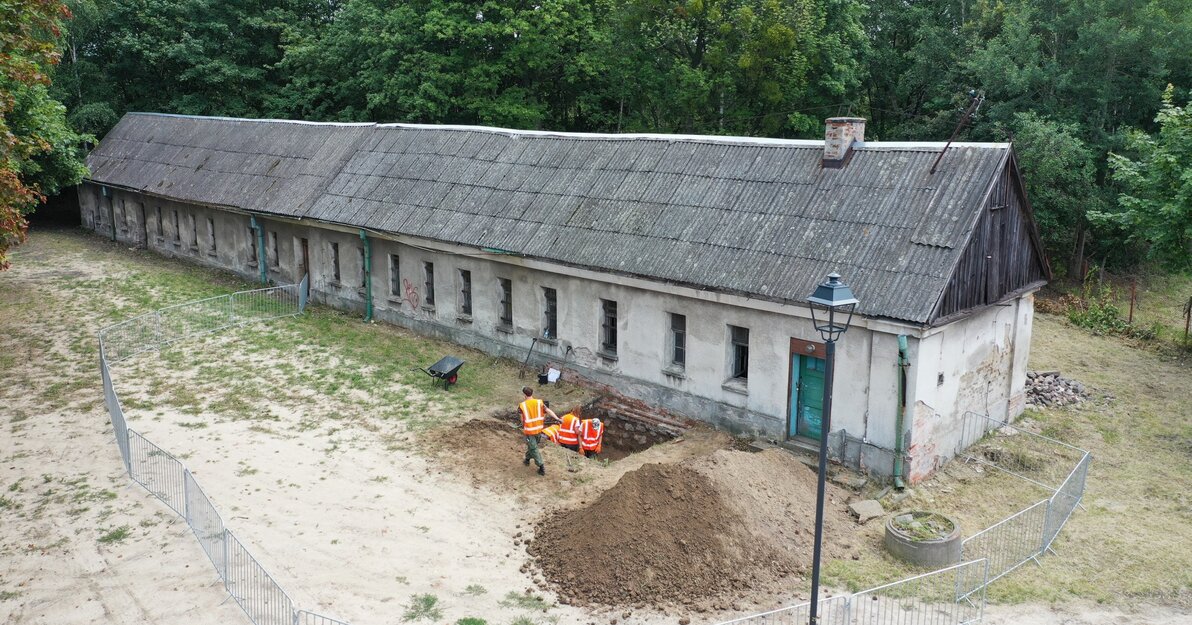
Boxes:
[359,229,373,322]
[894,334,910,488]
[249,215,267,285]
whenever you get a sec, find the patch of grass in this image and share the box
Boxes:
[499,591,552,612]
[508,618,538,625]
[97,525,132,544]
[235,461,258,477]
[462,584,487,596]
[400,593,443,622]
[0,496,19,510]
[0,590,20,601]
[456,618,487,625]
[178,421,209,429]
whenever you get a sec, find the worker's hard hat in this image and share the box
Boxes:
[591,418,601,428]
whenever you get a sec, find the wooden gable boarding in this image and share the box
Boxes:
[930,152,1050,324]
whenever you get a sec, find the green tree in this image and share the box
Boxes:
[606,0,866,135]
[2,0,87,270]
[274,0,612,129]
[1004,112,1103,279]
[1095,86,1192,270]
[53,0,334,135]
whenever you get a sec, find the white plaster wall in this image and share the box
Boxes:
[84,185,1044,476]
[906,297,1030,481]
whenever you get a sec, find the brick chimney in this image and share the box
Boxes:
[823,117,866,168]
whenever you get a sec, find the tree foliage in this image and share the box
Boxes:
[2,0,87,270]
[15,0,1192,274]
[1096,86,1192,271]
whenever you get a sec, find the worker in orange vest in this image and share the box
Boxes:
[519,386,557,476]
[579,417,604,458]
[554,410,582,453]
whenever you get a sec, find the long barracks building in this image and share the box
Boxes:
[80,113,1050,483]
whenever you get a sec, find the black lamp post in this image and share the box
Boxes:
[805,272,858,625]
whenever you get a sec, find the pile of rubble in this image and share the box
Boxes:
[1026,370,1090,407]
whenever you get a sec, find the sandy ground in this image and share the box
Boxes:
[3,229,1190,625]
[0,235,244,625]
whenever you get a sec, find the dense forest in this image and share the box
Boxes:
[2,0,1189,273]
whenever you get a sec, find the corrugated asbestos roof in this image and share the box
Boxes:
[87,113,1013,324]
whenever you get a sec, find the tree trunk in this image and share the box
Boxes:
[1069,224,1087,281]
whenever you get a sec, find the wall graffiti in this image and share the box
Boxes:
[403,278,420,311]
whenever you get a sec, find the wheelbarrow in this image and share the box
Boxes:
[415,355,465,390]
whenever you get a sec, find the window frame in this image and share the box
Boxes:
[729,325,749,381]
[388,254,400,297]
[206,217,217,253]
[267,231,279,269]
[542,286,558,339]
[330,241,341,283]
[423,261,436,307]
[669,312,687,368]
[357,246,367,288]
[600,299,618,355]
[459,269,473,316]
[498,277,513,327]
[247,225,258,266]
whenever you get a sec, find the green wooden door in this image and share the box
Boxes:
[793,354,826,439]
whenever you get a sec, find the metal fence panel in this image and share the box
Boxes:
[225,530,295,625]
[957,412,1087,492]
[295,610,352,625]
[99,351,130,470]
[848,559,988,625]
[714,596,848,625]
[1043,453,1091,550]
[960,499,1048,584]
[100,283,301,364]
[184,469,227,579]
[126,429,186,516]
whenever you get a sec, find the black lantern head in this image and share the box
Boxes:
[807,272,859,343]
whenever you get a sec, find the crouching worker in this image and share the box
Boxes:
[519,386,557,476]
[554,411,582,453]
[579,417,604,458]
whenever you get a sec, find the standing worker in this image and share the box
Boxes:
[519,386,557,476]
[579,417,604,458]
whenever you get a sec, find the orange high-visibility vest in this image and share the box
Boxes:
[556,413,581,446]
[541,424,561,444]
[520,398,545,435]
[580,419,604,453]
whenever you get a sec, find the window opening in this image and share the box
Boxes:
[543,287,558,339]
[730,325,749,380]
[459,270,473,316]
[423,262,436,307]
[670,313,687,367]
[498,278,513,326]
[601,299,618,354]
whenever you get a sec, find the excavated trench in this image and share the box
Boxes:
[494,395,682,461]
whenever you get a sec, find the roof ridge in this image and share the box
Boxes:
[122,112,1010,150]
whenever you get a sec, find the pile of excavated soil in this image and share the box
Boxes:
[529,449,855,608]
[528,463,773,605]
